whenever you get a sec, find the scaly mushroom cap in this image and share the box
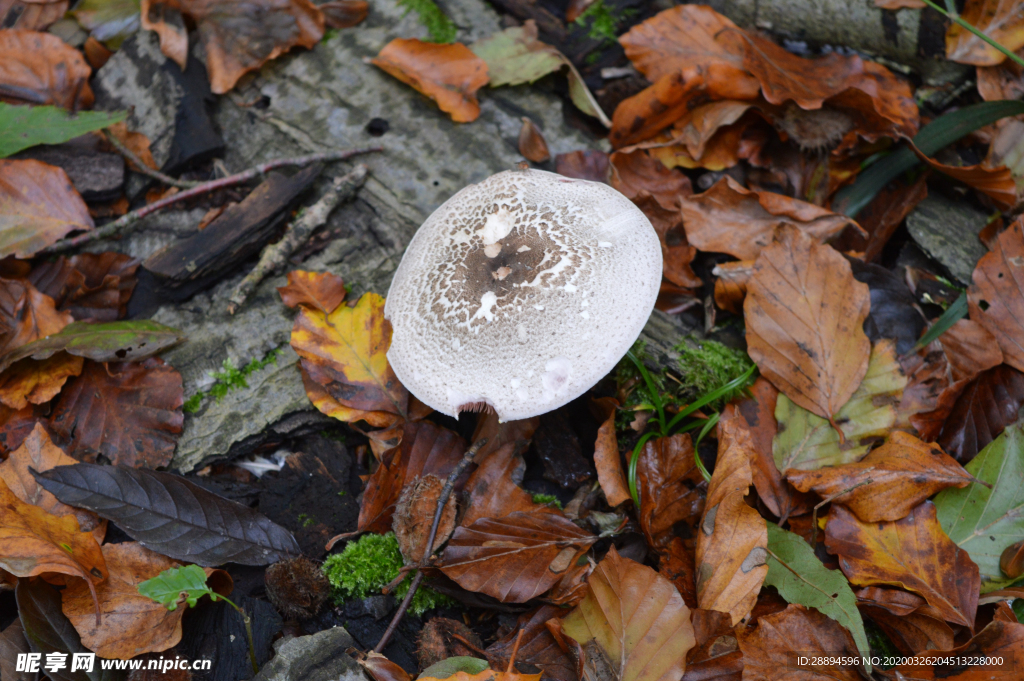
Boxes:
[385,168,662,421]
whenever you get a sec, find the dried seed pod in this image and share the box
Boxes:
[264,555,331,620]
[394,474,457,564]
[518,117,551,163]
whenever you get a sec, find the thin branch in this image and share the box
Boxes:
[103,130,200,189]
[40,147,383,256]
[226,164,369,314]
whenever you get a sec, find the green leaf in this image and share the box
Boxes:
[936,421,1024,593]
[137,565,218,611]
[834,100,1024,217]
[0,320,186,373]
[0,104,127,159]
[417,657,490,679]
[773,341,906,472]
[765,522,870,671]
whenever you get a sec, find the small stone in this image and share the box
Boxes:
[905,194,989,285]
[252,626,367,681]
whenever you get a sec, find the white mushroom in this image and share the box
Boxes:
[384,168,662,421]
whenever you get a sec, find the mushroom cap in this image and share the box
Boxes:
[384,168,662,421]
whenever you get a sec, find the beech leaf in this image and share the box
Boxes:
[736,605,863,681]
[968,218,1024,374]
[33,463,301,566]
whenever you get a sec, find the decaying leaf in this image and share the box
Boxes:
[461,441,543,527]
[591,397,630,507]
[0,159,94,260]
[635,433,705,548]
[745,225,871,427]
[893,620,1024,679]
[518,118,550,163]
[936,420,1024,592]
[440,510,596,602]
[0,352,83,410]
[277,270,346,314]
[773,340,905,471]
[696,418,767,625]
[680,177,856,261]
[786,431,973,522]
[292,291,408,428]
[562,547,695,681]
[825,502,979,629]
[0,277,72,359]
[393,474,455,565]
[0,0,68,31]
[937,364,1024,464]
[373,39,489,123]
[486,606,579,681]
[712,260,753,315]
[15,578,106,681]
[736,605,863,680]
[0,29,93,109]
[947,0,1024,66]
[969,218,1024,372]
[48,358,183,468]
[28,252,140,322]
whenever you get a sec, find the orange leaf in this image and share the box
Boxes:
[518,117,550,163]
[825,502,979,629]
[910,142,1018,209]
[106,122,158,172]
[0,0,69,32]
[0,277,72,357]
[0,352,82,410]
[461,441,544,527]
[140,0,188,69]
[372,39,489,123]
[485,605,579,681]
[892,620,1024,679]
[695,417,767,625]
[744,225,871,425]
[0,29,93,109]
[680,176,857,261]
[277,270,347,314]
[785,431,974,522]
[712,259,753,314]
[562,547,696,681]
[440,510,596,603]
[609,149,692,210]
[609,71,708,149]
[939,318,1004,383]
[320,0,368,29]
[0,159,94,259]
[947,0,1024,66]
[636,433,705,548]
[968,217,1024,373]
[831,175,928,262]
[590,397,630,507]
[736,604,863,680]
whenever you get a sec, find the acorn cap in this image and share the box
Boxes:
[384,168,662,421]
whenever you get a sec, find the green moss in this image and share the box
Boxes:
[182,348,281,415]
[531,493,562,509]
[398,0,457,43]
[322,532,453,615]
[573,0,635,42]
[674,337,754,411]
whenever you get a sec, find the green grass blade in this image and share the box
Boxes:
[910,292,968,353]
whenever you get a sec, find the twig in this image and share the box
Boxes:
[373,437,489,653]
[40,147,383,255]
[810,478,873,546]
[103,130,200,189]
[226,165,369,314]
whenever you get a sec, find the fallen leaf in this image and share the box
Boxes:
[712,260,753,314]
[143,0,325,94]
[680,609,742,681]
[0,402,44,456]
[832,176,928,262]
[969,218,1024,372]
[936,420,1024,592]
[630,193,702,289]
[0,29,93,109]
[940,318,1005,383]
[680,176,856,261]
[825,502,978,629]
[764,522,870,666]
[627,100,754,168]
[0,618,31,681]
[373,39,489,123]
[892,620,1024,679]
[61,543,229,658]
[874,0,925,7]
[0,278,72,360]
[69,0,142,50]
[393,474,456,564]
[635,433,705,548]
[659,537,698,610]
[15,578,108,681]
[29,252,140,322]
[609,149,693,210]
[786,432,973,522]
[461,441,544,527]
[911,143,1017,209]
[360,651,412,681]
[358,420,465,535]
[696,418,768,625]
[0,352,82,409]
[736,604,862,681]
[34,462,301,566]
[591,397,630,507]
[947,0,1024,66]
[277,270,346,314]
[859,603,954,654]
[937,364,1024,464]
[745,225,871,427]
[562,547,695,681]
[485,606,578,681]
[320,0,367,29]
[0,423,101,535]
[439,510,596,602]
[978,58,1024,101]
[48,358,183,468]
[292,291,409,428]
[555,150,609,183]
[609,72,711,149]
[106,121,158,171]
[0,0,68,31]
[0,477,106,604]
[0,159,94,259]
[518,118,550,163]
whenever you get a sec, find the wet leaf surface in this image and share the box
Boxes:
[937,364,1024,464]
[636,433,705,548]
[969,219,1024,373]
[0,29,93,110]
[0,160,93,260]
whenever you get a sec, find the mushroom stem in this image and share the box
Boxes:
[373,436,489,653]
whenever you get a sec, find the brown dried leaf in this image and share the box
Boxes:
[0,0,68,31]
[712,260,753,314]
[29,252,139,322]
[0,277,72,357]
[357,420,465,535]
[786,432,973,522]
[48,358,184,468]
[831,176,928,262]
[682,608,743,681]
[518,118,550,163]
[696,417,768,625]
[0,29,93,109]
[940,319,1004,383]
[0,160,94,259]
[937,364,1024,464]
[825,502,979,629]
[636,433,705,548]
[0,353,82,410]
[393,474,456,565]
[859,603,954,654]
[609,149,693,210]
[461,442,543,527]
[591,397,630,507]
[562,547,695,681]
[892,620,1024,679]
[659,537,698,609]
[373,39,489,123]
[969,218,1024,373]
[555,150,609,183]
[320,0,367,29]
[277,270,346,314]
[681,176,857,261]
[745,225,871,425]
[911,142,1018,209]
[947,0,1024,66]
[486,606,579,681]
[106,121,158,171]
[978,58,1024,101]
[736,604,862,681]
[0,402,44,456]
[141,0,188,69]
[609,72,711,149]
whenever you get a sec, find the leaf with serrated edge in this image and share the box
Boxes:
[765,522,870,671]
[937,420,1024,592]
[33,463,300,566]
